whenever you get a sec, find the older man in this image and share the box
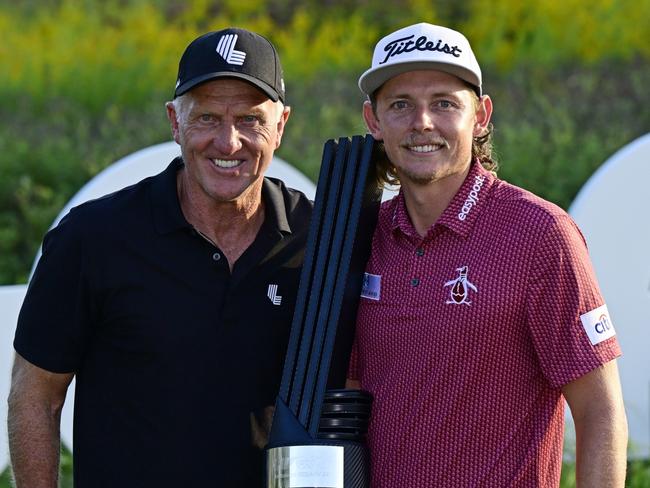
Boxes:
[348,23,627,487]
[8,28,311,487]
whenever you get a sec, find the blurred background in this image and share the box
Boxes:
[0,0,648,486]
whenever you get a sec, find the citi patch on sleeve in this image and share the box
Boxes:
[580,304,616,346]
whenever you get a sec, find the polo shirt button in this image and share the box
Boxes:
[212,252,221,261]
[416,248,424,256]
[411,278,420,287]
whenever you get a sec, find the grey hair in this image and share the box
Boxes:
[171,94,192,124]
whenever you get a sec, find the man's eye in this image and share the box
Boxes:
[437,100,454,109]
[241,115,259,125]
[391,101,409,110]
[200,114,215,122]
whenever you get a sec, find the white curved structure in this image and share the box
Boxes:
[0,285,28,471]
[568,133,650,458]
[1,142,316,470]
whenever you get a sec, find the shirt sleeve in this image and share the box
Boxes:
[526,213,621,389]
[14,210,94,373]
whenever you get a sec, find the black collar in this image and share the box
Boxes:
[150,157,294,236]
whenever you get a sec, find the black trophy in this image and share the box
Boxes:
[265,135,383,488]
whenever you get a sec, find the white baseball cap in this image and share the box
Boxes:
[358,23,482,96]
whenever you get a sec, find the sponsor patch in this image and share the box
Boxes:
[580,304,616,345]
[458,175,485,221]
[267,284,282,306]
[443,265,477,305]
[361,273,381,301]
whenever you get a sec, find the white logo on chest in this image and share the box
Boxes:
[458,175,486,221]
[267,284,282,306]
[443,266,477,305]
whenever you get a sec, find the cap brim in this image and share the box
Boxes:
[359,61,481,96]
[175,71,281,102]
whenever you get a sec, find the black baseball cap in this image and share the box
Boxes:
[174,27,285,102]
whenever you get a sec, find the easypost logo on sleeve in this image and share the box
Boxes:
[361,273,381,301]
[580,304,616,345]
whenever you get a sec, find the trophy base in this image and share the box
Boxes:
[266,442,369,488]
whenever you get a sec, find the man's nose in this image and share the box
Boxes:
[412,106,435,132]
[213,123,243,154]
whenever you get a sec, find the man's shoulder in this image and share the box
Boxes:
[264,176,314,221]
[66,176,154,225]
[489,177,570,227]
[53,167,172,242]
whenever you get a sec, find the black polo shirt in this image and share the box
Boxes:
[14,158,313,487]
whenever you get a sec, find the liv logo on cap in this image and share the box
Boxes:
[216,33,246,66]
[358,22,482,97]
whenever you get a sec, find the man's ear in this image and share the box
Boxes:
[166,102,181,144]
[363,100,383,141]
[473,95,493,137]
[274,105,291,149]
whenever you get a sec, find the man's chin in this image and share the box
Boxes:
[398,169,441,186]
[210,179,264,204]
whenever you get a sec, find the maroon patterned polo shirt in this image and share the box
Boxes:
[350,161,621,487]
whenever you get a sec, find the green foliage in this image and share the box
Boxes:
[464,0,650,70]
[0,97,170,283]
[560,461,577,488]
[490,60,650,209]
[0,0,648,289]
[626,459,650,488]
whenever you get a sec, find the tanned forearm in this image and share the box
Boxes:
[7,354,72,488]
[564,361,628,488]
[8,395,62,487]
[573,400,628,487]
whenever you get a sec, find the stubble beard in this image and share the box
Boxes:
[399,166,450,186]
[394,135,455,186]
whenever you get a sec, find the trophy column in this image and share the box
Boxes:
[266,136,382,488]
